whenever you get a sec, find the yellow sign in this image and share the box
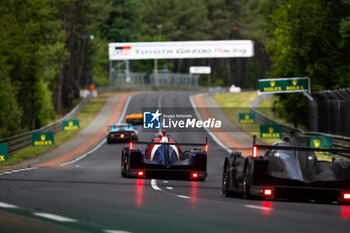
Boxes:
[0,155,5,161]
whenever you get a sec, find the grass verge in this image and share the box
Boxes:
[213,91,282,145]
[1,93,113,167]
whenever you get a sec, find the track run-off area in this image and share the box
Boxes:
[0,92,349,233]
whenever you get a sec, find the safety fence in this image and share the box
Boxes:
[311,88,350,137]
[109,72,199,88]
[251,93,350,150]
[0,96,91,154]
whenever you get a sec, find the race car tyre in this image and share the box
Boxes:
[242,159,253,199]
[107,137,112,144]
[222,160,234,197]
[121,150,128,177]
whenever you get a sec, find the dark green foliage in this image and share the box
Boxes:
[266,0,350,129]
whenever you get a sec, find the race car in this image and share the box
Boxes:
[222,135,350,203]
[106,123,138,144]
[126,113,143,125]
[121,131,208,180]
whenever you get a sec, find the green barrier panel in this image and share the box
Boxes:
[238,113,255,124]
[260,125,283,139]
[0,143,8,162]
[63,119,80,131]
[32,132,54,146]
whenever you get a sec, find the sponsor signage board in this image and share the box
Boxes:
[259,77,310,94]
[238,113,255,124]
[189,66,211,74]
[0,143,8,162]
[307,135,333,159]
[32,132,54,146]
[63,120,80,131]
[260,125,282,139]
[109,40,254,60]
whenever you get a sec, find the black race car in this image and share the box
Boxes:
[121,131,208,180]
[222,136,350,203]
[106,123,138,144]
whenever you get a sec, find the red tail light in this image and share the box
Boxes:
[129,142,133,150]
[205,144,208,152]
[120,134,125,138]
[192,172,199,179]
[252,146,257,158]
[343,193,350,200]
[263,188,272,196]
[137,171,144,177]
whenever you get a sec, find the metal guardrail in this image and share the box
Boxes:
[250,93,350,150]
[0,96,91,154]
[110,72,200,88]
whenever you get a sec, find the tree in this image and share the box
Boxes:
[266,0,350,128]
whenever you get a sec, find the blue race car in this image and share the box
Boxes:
[106,123,138,144]
[121,131,208,181]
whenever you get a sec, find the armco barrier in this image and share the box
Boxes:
[250,93,350,150]
[0,96,91,155]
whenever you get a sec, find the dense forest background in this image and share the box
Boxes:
[0,0,350,138]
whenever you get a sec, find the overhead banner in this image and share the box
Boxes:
[190,66,211,74]
[259,77,310,94]
[109,40,254,60]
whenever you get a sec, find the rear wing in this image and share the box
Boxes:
[252,135,350,159]
[128,137,208,152]
[107,124,133,131]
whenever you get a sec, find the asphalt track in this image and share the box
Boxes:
[0,92,349,233]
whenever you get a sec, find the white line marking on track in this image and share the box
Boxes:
[60,95,133,166]
[0,167,38,176]
[0,202,19,209]
[104,230,133,233]
[189,95,232,153]
[163,180,168,183]
[176,195,191,199]
[33,212,77,222]
[166,187,174,190]
[151,179,161,190]
[60,139,106,166]
[244,204,271,211]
